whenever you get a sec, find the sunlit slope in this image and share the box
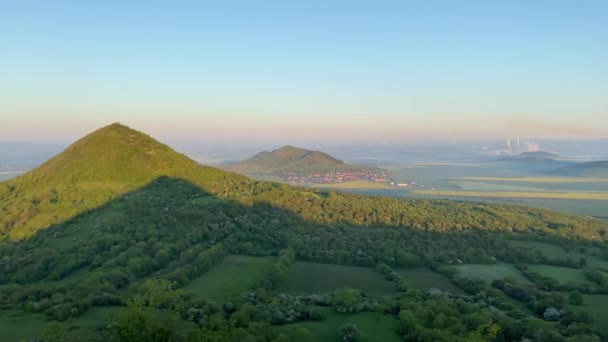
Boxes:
[0,123,251,240]
[1,123,607,243]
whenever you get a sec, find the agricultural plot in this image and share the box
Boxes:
[63,306,122,340]
[453,264,531,284]
[276,307,401,342]
[276,261,395,295]
[309,180,393,189]
[397,267,464,294]
[451,181,547,192]
[0,310,48,341]
[508,240,608,270]
[528,265,591,286]
[581,294,608,335]
[411,189,608,200]
[183,254,275,302]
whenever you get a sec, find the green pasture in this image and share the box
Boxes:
[398,267,463,294]
[453,264,531,284]
[276,307,401,342]
[528,265,591,286]
[276,261,395,295]
[451,180,547,192]
[581,294,608,335]
[508,240,608,269]
[183,254,275,302]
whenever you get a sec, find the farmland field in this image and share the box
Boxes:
[451,180,547,192]
[581,295,608,334]
[276,307,401,342]
[276,261,395,295]
[0,310,48,341]
[508,240,608,269]
[453,264,531,284]
[309,180,393,189]
[456,177,608,183]
[398,267,463,294]
[183,254,275,301]
[411,189,608,200]
[528,265,591,286]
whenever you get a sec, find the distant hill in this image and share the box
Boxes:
[554,160,608,177]
[225,145,383,179]
[499,151,560,162]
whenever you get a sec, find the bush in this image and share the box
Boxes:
[338,323,359,342]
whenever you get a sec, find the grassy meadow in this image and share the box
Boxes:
[411,189,608,200]
[309,179,393,189]
[183,254,275,301]
[276,307,401,342]
[508,240,608,269]
[580,295,608,335]
[453,264,531,284]
[528,265,591,286]
[398,267,463,294]
[276,261,395,295]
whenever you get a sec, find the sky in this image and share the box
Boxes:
[1,0,607,143]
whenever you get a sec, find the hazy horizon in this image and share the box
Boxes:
[2,1,607,142]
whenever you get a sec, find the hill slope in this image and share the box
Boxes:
[0,123,250,240]
[224,145,387,184]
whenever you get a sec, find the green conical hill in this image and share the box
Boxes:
[20,123,198,186]
[0,123,249,240]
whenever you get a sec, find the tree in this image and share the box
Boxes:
[569,291,583,305]
[338,323,359,342]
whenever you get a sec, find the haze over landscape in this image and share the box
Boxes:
[1,1,608,341]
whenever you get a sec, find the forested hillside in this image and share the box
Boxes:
[224,145,386,180]
[1,124,607,341]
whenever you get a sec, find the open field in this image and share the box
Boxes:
[451,180,547,192]
[581,295,608,335]
[411,189,608,200]
[276,307,401,342]
[308,180,393,189]
[508,241,608,270]
[528,265,591,286]
[64,306,122,339]
[277,261,395,295]
[183,254,275,302]
[453,264,531,284]
[456,176,608,183]
[398,267,463,294]
[0,310,48,341]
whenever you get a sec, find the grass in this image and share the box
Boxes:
[456,177,608,183]
[411,189,608,200]
[276,307,401,342]
[183,254,275,302]
[0,310,48,341]
[451,181,547,192]
[276,261,396,295]
[64,306,122,340]
[397,267,464,294]
[580,294,608,335]
[508,240,608,270]
[453,264,531,284]
[309,180,393,189]
[528,265,591,286]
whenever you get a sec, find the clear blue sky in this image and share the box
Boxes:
[1,1,607,143]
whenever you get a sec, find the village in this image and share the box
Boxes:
[286,169,392,184]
